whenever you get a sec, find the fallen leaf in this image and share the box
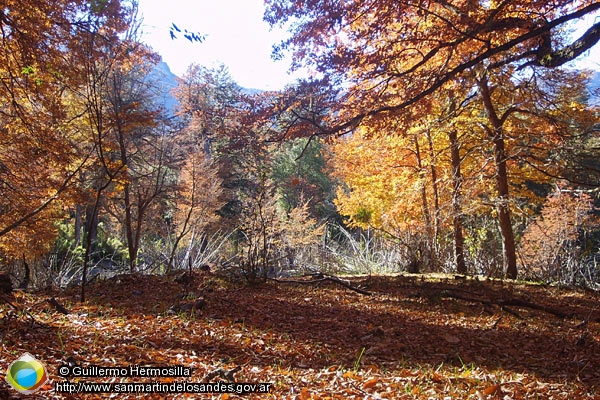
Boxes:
[443,334,461,344]
[299,387,310,400]
[362,377,378,389]
[431,372,445,383]
[483,384,501,396]
[2,271,597,399]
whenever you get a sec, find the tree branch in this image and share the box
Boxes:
[0,152,91,238]
[317,2,600,136]
[535,20,600,68]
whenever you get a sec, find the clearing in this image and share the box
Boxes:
[1,272,599,399]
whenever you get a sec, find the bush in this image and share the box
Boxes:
[518,185,600,286]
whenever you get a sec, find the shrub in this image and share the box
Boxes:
[518,185,599,285]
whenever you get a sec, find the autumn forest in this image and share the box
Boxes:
[2,0,600,398]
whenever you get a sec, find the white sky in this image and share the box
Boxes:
[570,14,600,71]
[138,0,600,90]
[137,0,302,90]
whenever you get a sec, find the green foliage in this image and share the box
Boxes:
[95,223,128,264]
[21,65,42,84]
[271,138,336,220]
[53,218,127,269]
[54,220,83,257]
[5,0,600,291]
[463,215,504,277]
[353,207,373,224]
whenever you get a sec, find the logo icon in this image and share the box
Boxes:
[6,353,48,394]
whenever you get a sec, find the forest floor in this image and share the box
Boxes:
[1,271,599,399]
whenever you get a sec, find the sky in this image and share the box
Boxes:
[570,14,600,71]
[137,0,600,91]
[137,0,301,91]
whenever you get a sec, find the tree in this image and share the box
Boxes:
[0,0,126,258]
[330,92,482,273]
[476,72,519,278]
[475,67,598,277]
[265,0,600,278]
[271,137,336,222]
[166,142,223,271]
[265,0,600,133]
[330,124,440,272]
[101,34,179,272]
[174,64,243,157]
[62,0,159,300]
[330,66,596,277]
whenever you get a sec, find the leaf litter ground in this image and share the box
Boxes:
[1,272,599,399]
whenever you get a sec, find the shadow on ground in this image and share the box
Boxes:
[56,272,600,391]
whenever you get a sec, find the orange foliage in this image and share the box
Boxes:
[519,185,599,278]
[330,90,485,237]
[266,0,600,279]
[265,0,600,123]
[171,150,223,256]
[2,273,599,398]
[0,0,134,259]
[330,70,596,276]
[331,128,427,233]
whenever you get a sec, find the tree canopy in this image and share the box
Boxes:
[265,0,600,133]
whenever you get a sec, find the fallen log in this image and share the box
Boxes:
[438,290,570,318]
[271,274,373,296]
[497,297,570,318]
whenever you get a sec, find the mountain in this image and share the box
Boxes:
[146,62,267,117]
[147,61,179,117]
[241,87,264,96]
[150,62,599,115]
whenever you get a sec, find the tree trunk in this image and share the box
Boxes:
[413,135,432,272]
[0,272,13,294]
[74,204,82,246]
[492,135,518,279]
[123,183,137,271]
[448,129,467,274]
[478,76,518,279]
[132,195,146,271]
[425,129,440,268]
[84,203,99,250]
[20,254,30,290]
[81,189,102,302]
